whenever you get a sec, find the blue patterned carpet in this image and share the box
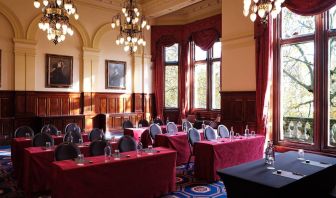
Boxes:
[0,146,227,198]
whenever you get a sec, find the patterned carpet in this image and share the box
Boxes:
[0,146,227,198]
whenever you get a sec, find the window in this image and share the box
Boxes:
[275,6,336,153]
[164,44,179,108]
[192,41,221,110]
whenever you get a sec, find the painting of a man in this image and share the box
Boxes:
[46,54,73,88]
[106,60,126,89]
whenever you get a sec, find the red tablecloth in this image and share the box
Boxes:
[51,147,177,198]
[22,141,118,197]
[155,131,204,166]
[11,134,88,186]
[194,135,265,181]
[124,125,182,142]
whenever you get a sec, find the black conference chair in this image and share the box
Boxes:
[149,124,162,140]
[182,120,193,132]
[138,119,149,127]
[218,125,230,138]
[63,130,83,144]
[41,124,58,136]
[89,128,105,142]
[187,128,201,170]
[32,133,54,147]
[89,140,107,156]
[54,142,80,161]
[209,121,219,129]
[204,126,217,141]
[65,123,80,134]
[14,126,34,138]
[193,120,203,129]
[118,135,137,153]
[153,118,164,126]
[122,120,134,129]
[166,122,178,134]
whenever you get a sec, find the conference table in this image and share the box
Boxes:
[11,133,89,187]
[155,131,204,166]
[124,124,182,142]
[51,147,177,198]
[217,151,336,198]
[194,135,265,181]
[22,141,118,197]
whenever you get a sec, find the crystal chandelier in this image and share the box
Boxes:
[33,0,79,44]
[243,0,285,23]
[111,0,150,53]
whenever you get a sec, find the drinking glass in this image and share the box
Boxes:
[77,154,84,165]
[25,133,31,139]
[78,138,83,145]
[45,142,51,150]
[230,131,234,140]
[298,149,305,160]
[148,145,153,154]
[251,131,256,137]
[235,133,240,139]
[136,149,142,157]
[57,131,62,136]
[267,156,275,169]
[114,149,120,160]
[139,124,142,128]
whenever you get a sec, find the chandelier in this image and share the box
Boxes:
[243,0,285,23]
[111,0,150,53]
[33,0,79,44]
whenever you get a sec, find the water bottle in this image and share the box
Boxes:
[166,117,170,125]
[229,126,234,140]
[68,131,74,143]
[244,125,249,137]
[104,143,112,162]
[202,121,205,130]
[265,141,275,164]
[46,124,51,134]
[137,141,143,157]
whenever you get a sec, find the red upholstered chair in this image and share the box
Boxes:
[64,123,80,134]
[182,121,193,132]
[138,119,149,127]
[140,129,152,148]
[149,124,162,142]
[63,130,83,144]
[122,120,134,129]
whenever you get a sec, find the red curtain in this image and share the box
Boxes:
[191,28,220,51]
[284,0,336,16]
[256,0,336,136]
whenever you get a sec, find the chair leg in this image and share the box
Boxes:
[186,154,192,172]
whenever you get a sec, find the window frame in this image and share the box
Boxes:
[273,7,336,154]
[190,41,222,112]
[163,43,180,109]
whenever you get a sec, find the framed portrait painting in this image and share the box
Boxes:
[46,54,73,88]
[105,60,126,89]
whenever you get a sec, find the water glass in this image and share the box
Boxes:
[251,131,256,137]
[136,149,142,157]
[45,142,51,150]
[267,156,275,169]
[298,149,305,160]
[235,133,240,138]
[57,131,62,136]
[114,149,120,160]
[77,154,84,165]
[25,133,31,139]
[148,145,153,154]
[78,138,83,145]
[139,124,142,128]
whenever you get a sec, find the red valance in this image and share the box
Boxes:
[284,0,336,16]
[191,28,219,51]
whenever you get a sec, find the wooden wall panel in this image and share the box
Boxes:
[49,98,61,115]
[220,91,256,134]
[0,91,14,117]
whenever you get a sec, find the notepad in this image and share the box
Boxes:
[302,160,332,168]
[272,170,305,180]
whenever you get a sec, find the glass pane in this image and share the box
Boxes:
[195,45,207,61]
[329,5,336,30]
[329,37,336,147]
[213,42,221,59]
[194,63,207,108]
[165,44,179,62]
[212,61,221,109]
[281,8,315,39]
[281,42,314,144]
[165,65,179,108]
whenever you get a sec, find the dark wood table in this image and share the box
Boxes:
[217,151,336,198]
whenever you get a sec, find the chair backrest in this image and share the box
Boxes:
[153,118,164,126]
[65,123,80,134]
[218,125,230,138]
[122,120,134,129]
[166,122,178,134]
[118,135,137,153]
[188,128,201,146]
[209,121,218,129]
[138,119,149,127]
[182,121,193,132]
[41,124,58,135]
[89,140,107,156]
[193,120,203,129]
[89,128,105,142]
[32,133,54,147]
[204,126,217,141]
[54,142,80,161]
[149,124,162,140]
[14,126,34,138]
[63,130,83,144]
[140,129,152,148]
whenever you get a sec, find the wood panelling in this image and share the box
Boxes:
[37,115,85,133]
[220,91,257,133]
[91,93,133,114]
[163,109,180,124]
[0,91,14,117]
